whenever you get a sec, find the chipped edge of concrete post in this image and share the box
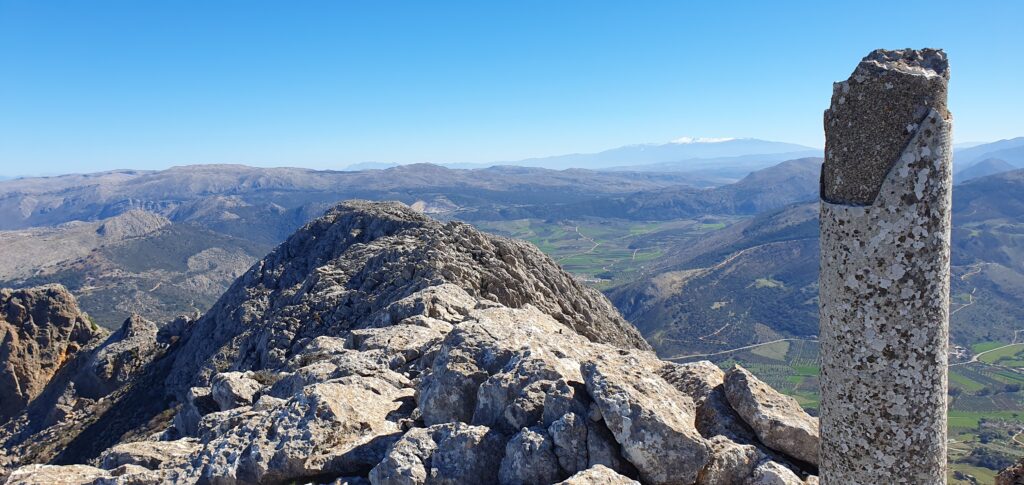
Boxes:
[819,49,952,484]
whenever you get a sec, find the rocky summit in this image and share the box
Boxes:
[0,201,819,484]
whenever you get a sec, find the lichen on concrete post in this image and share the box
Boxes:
[819,49,953,483]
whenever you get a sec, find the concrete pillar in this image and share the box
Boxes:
[819,49,952,483]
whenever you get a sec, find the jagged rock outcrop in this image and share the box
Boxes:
[74,314,159,399]
[0,285,106,423]
[0,309,175,471]
[1,201,818,484]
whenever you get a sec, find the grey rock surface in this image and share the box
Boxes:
[99,439,199,470]
[369,422,506,485]
[499,427,564,485]
[723,366,819,466]
[164,201,649,399]
[209,372,262,411]
[697,435,764,485]
[2,464,112,485]
[745,460,805,485]
[75,314,159,399]
[584,352,711,485]
[557,465,640,485]
[661,361,755,443]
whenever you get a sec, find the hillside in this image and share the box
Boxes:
[467,158,821,221]
[0,202,819,484]
[610,169,1024,357]
[0,164,708,232]
[0,215,270,329]
[956,138,1024,169]
[956,158,1017,183]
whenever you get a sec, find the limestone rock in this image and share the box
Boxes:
[369,422,506,485]
[583,352,711,485]
[188,377,412,484]
[418,306,590,428]
[0,285,106,422]
[547,412,588,474]
[74,314,160,399]
[0,201,825,485]
[165,201,649,400]
[173,386,218,437]
[498,426,564,485]
[745,460,804,485]
[210,372,262,411]
[3,464,111,485]
[99,439,200,470]
[557,465,640,485]
[724,366,819,466]
[697,435,765,485]
[661,361,756,442]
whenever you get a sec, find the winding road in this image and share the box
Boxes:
[664,337,819,361]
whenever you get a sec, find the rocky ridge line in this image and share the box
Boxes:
[0,201,819,485]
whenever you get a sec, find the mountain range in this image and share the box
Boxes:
[0,159,825,330]
[0,202,821,484]
[494,138,820,171]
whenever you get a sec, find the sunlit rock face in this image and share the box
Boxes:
[0,285,106,423]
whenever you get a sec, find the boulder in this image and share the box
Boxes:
[661,361,756,442]
[583,352,711,485]
[697,435,764,485]
[418,307,590,428]
[189,377,412,484]
[210,372,262,411]
[369,422,506,485]
[724,366,819,466]
[498,426,564,485]
[75,314,160,399]
[99,439,200,470]
[745,460,804,485]
[557,465,640,485]
[173,386,218,436]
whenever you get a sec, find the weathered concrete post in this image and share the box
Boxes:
[819,49,952,483]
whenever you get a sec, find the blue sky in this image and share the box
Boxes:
[1,1,1021,175]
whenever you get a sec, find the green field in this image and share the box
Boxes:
[472,217,745,288]
[979,344,1024,365]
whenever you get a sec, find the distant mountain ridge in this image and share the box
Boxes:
[955,158,1016,183]
[465,157,822,221]
[955,137,1024,170]
[0,164,705,231]
[497,138,819,170]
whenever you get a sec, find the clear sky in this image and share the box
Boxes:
[1,1,1021,175]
